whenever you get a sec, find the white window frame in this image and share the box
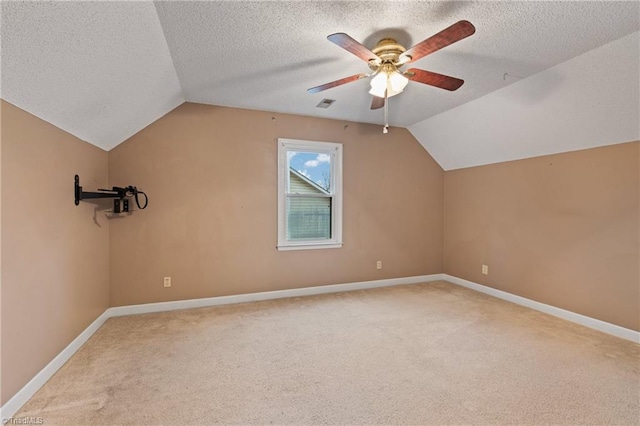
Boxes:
[277,138,343,251]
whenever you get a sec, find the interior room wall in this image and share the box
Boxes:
[1,101,110,405]
[108,103,444,306]
[443,141,640,331]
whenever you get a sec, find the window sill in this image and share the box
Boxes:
[277,242,343,251]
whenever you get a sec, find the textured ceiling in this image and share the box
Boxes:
[1,1,184,150]
[409,32,640,170]
[1,1,639,153]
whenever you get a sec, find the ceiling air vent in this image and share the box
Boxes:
[316,98,336,108]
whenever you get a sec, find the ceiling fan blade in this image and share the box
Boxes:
[401,20,475,63]
[406,68,464,91]
[327,33,380,63]
[371,95,385,110]
[307,73,367,94]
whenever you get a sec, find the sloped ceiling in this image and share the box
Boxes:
[410,32,640,170]
[1,1,639,160]
[1,1,184,150]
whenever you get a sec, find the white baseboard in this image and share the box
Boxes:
[443,274,640,343]
[0,310,111,421]
[3,272,636,419]
[0,274,443,419]
[108,274,446,317]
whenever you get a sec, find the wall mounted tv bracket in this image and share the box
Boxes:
[74,175,148,213]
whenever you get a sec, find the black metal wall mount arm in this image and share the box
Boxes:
[74,175,148,213]
[75,174,120,204]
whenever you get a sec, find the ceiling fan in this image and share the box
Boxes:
[308,20,476,132]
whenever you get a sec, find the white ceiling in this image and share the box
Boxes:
[410,32,640,170]
[1,1,639,156]
[1,1,184,150]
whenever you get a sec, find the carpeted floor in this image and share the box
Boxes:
[16,281,639,425]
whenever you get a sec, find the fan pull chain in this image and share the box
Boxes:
[383,89,389,134]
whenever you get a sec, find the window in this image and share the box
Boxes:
[277,138,343,251]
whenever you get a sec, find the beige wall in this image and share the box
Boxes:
[444,142,640,331]
[1,101,110,404]
[108,103,444,306]
[4,98,636,406]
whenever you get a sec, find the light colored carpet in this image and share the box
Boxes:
[17,281,639,425]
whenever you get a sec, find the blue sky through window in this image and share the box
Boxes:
[288,151,331,190]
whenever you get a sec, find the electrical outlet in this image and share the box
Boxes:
[376,261,382,270]
[482,265,488,275]
[163,276,171,287]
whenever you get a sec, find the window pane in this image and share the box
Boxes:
[287,151,331,193]
[278,138,342,250]
[287,196,332,241]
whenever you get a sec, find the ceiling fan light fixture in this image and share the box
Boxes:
[369,70,409,98]
[389,71,409,93]
[368,72,388,98]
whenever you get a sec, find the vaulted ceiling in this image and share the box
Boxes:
[1,1,639,167]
